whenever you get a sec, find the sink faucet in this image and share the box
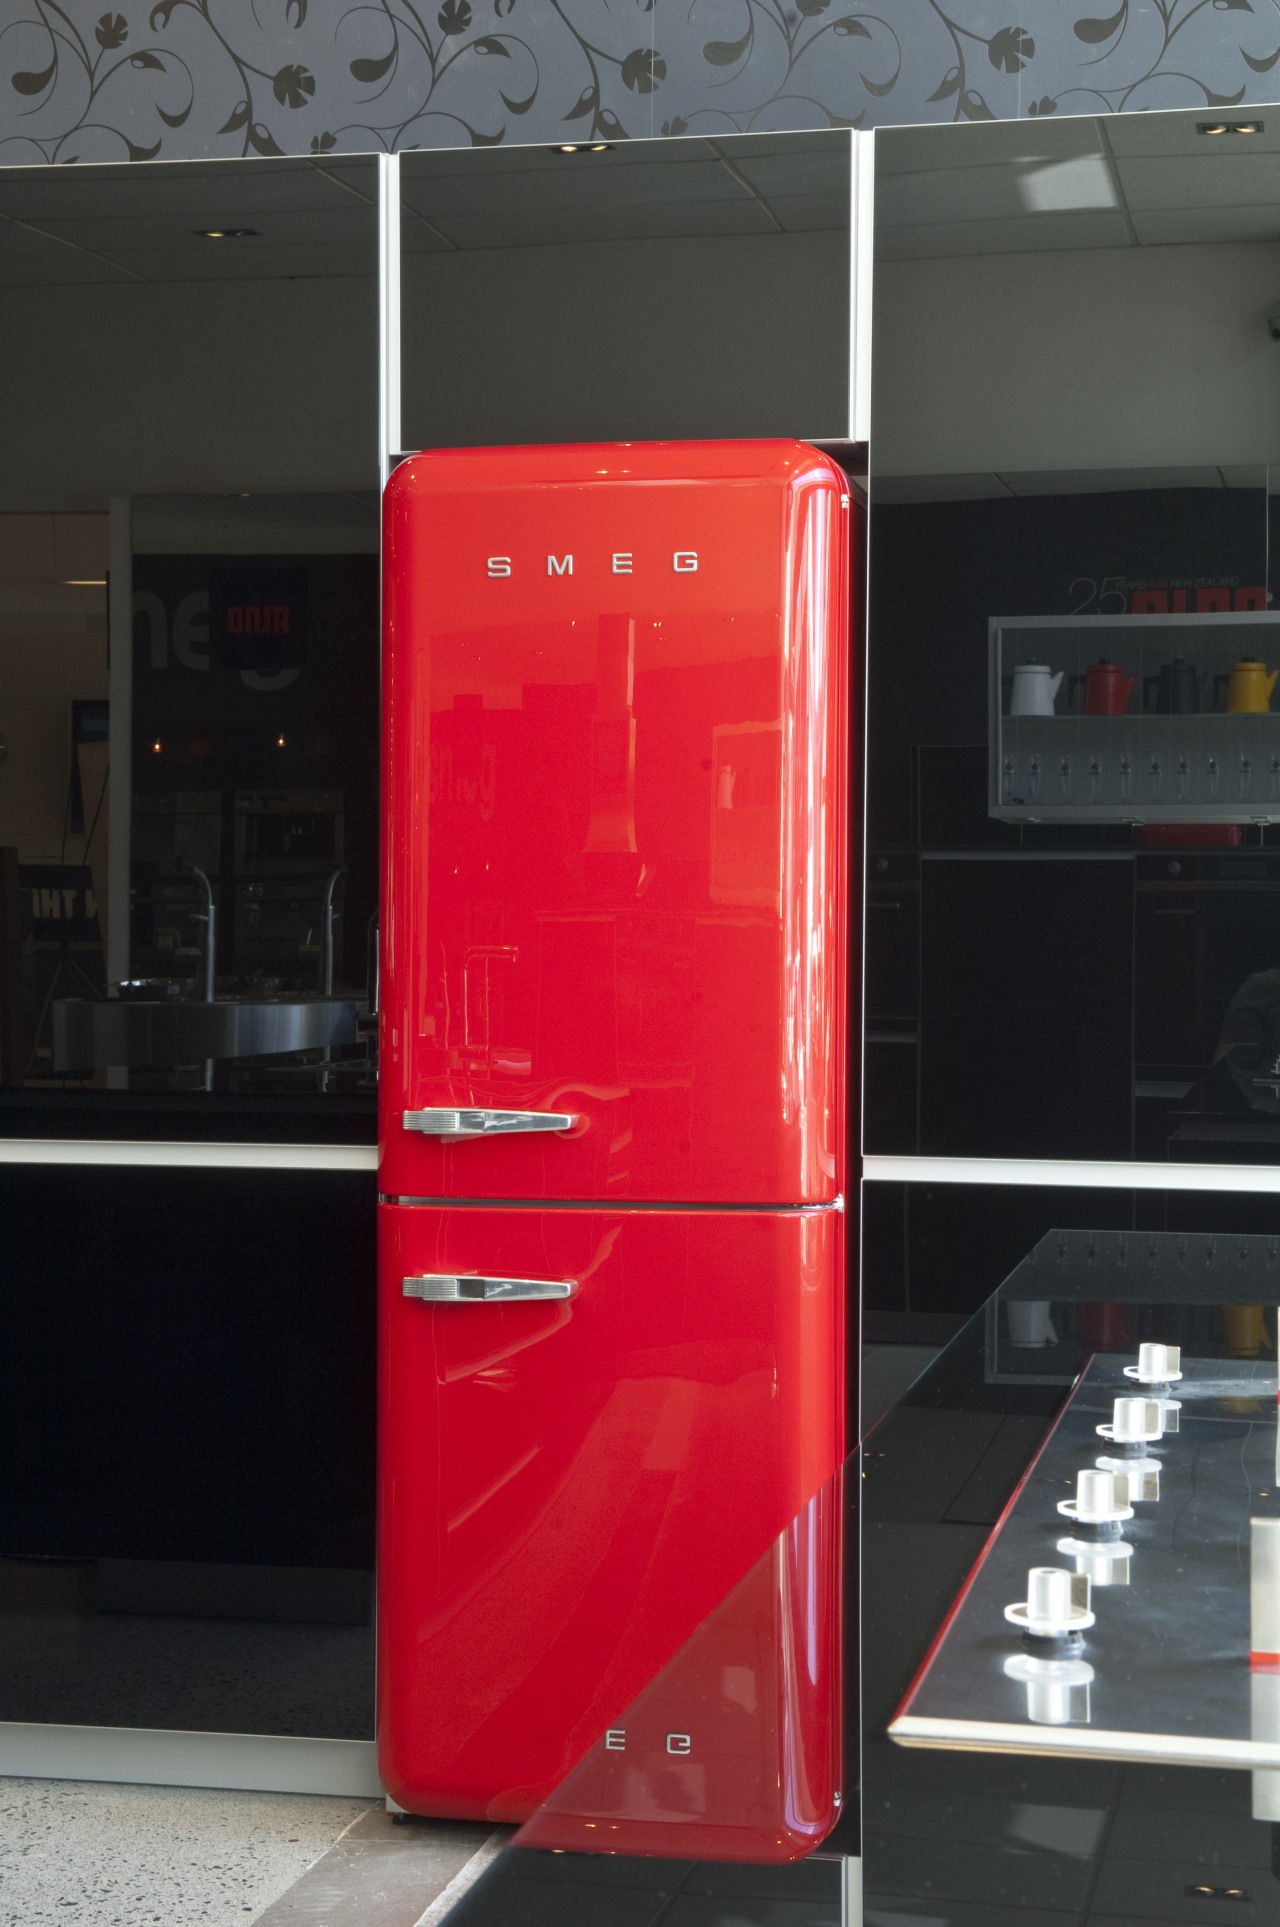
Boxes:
[175,857,216,1002]
[321,864,347,995]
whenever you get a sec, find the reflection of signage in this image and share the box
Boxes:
[20,863,105,1079]
[1068,574,1269,616]
[21,865,100,944]
[209,567,308,683]
[226,602,292,635]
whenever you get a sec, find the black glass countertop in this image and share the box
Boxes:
[863,1226,1280,1926]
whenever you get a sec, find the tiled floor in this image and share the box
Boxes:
[864,1744,1280,1926]
[0,1782,494,1927]
[0,1779,372,1925]
[442,1847,844,1927]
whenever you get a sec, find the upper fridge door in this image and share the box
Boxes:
[381,442,850,1205]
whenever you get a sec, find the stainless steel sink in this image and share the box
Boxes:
[52,996,364,1070]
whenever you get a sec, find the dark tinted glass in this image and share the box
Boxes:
[867,108,1280,1167]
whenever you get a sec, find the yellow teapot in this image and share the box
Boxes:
[1224,657,1279,713]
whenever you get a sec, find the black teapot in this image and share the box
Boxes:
[1144,657,1207,715]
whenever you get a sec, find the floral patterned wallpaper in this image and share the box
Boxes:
[0,0,1278,164]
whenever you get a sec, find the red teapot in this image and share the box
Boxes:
[1081,659,1135,716]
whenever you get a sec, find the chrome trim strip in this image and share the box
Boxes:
[0,1139,376,1172]
[864,1154,1280,1195]
[377,150,401,491]
[890,1713,1280,1770]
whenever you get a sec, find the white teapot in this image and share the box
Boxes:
[1010,662,1064,717]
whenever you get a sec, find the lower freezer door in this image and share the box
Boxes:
[376,1202,843,1857]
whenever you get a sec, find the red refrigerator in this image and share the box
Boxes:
[378,440,854,1860]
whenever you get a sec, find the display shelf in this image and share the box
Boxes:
[990,612,1280,823]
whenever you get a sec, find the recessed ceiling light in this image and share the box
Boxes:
[552,143,612,155]
[197,227,260,239]
[1198,120,1263,135]
[62,578,106,587]
[556,144,580,154]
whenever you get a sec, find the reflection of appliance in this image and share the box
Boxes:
[1136,852,1280,1074]
[234,790,343,873]
[232,790,344,984]
[131,792,222,990]
[378,442,854,1857]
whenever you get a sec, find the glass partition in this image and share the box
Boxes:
[0,158,379,1750]
[867,106,1280,1179]
[399,132,853,453]
[0,157,379,1127]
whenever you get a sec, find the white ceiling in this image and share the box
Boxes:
[877,106,1280,260]
[0,135,850,288]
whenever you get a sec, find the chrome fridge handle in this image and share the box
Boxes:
[403,1273,577,1303]
[402,1107,577,1138]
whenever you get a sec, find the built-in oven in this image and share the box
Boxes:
[865,851,919,1154]
[1135,852,1280,1077]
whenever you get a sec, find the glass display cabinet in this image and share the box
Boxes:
[990,614,1280,825]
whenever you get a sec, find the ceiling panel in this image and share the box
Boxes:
[878,118,1105,175]
[1116,151,1280,211]
[878,162,1027,226]
[399,215,461,254]
[1220,465,1271,487]
[0,219,73,255]
[1000,466,1227,495]
[716,134,847,162]
[769,193,849,232]
[424,198,779,250]
[0,251,136,287]
[878,153,1123,232]
[402,157,751,219]
[311,159,379,199]
[873,473,1014,503]
[30,206,375,255]
[1131,205,1280,245]
[0,160,360,224]
[95,243,376,281]
[724,149,848,201]
[877,210,1130,260]
[401,138,723,182]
